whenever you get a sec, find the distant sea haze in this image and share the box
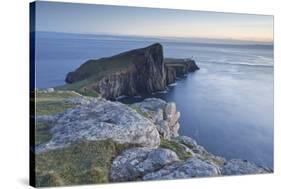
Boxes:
[35,31,273,169]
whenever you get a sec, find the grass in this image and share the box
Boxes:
[35,140,138,187]
[36,101,76,115]
[35,91,80,115]
[160,139,192,160]
[35,121,52,146]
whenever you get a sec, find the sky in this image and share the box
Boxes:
[35,1,274,43]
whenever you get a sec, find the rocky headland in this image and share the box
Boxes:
[34,44,270,187]
[60,43,199,99]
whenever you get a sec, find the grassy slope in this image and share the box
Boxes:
[36,90,80,115]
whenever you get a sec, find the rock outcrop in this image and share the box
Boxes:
[64,43,199,99]
[131,98,180,139]
[164,58,199,85]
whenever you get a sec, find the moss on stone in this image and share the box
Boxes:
[160,139,192,160]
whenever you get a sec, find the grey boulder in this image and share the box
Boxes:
[36,98,160,153]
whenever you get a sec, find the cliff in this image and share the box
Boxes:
[165,58,199,85]
[61,43,199,99]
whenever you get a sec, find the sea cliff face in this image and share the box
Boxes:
[63,43,199,99]
[95,43,166,99]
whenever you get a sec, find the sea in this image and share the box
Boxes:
[35,32,274,169]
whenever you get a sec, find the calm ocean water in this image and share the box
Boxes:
[35,32,273,168]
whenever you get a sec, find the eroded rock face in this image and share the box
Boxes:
[165,66,177,85]
[35,98,160,153]
[132,98,180,139]
[110,147,179,182]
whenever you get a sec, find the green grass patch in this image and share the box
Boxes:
[35,91,81,115]
[160,139,192,160]
[36,101,76,115]
[36,91,80,102]
[35,121,52,146]
[35,140,137,187]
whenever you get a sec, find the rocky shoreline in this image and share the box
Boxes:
[35,90,270,186]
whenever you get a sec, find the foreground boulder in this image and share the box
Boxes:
[36,97,160,153]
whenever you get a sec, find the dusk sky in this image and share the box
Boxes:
[35,1,273,43]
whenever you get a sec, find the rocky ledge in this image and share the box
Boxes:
[35,91,270,186]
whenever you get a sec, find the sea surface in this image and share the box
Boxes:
[35,32,274,168]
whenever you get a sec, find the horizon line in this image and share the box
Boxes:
[35,30,274,45]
